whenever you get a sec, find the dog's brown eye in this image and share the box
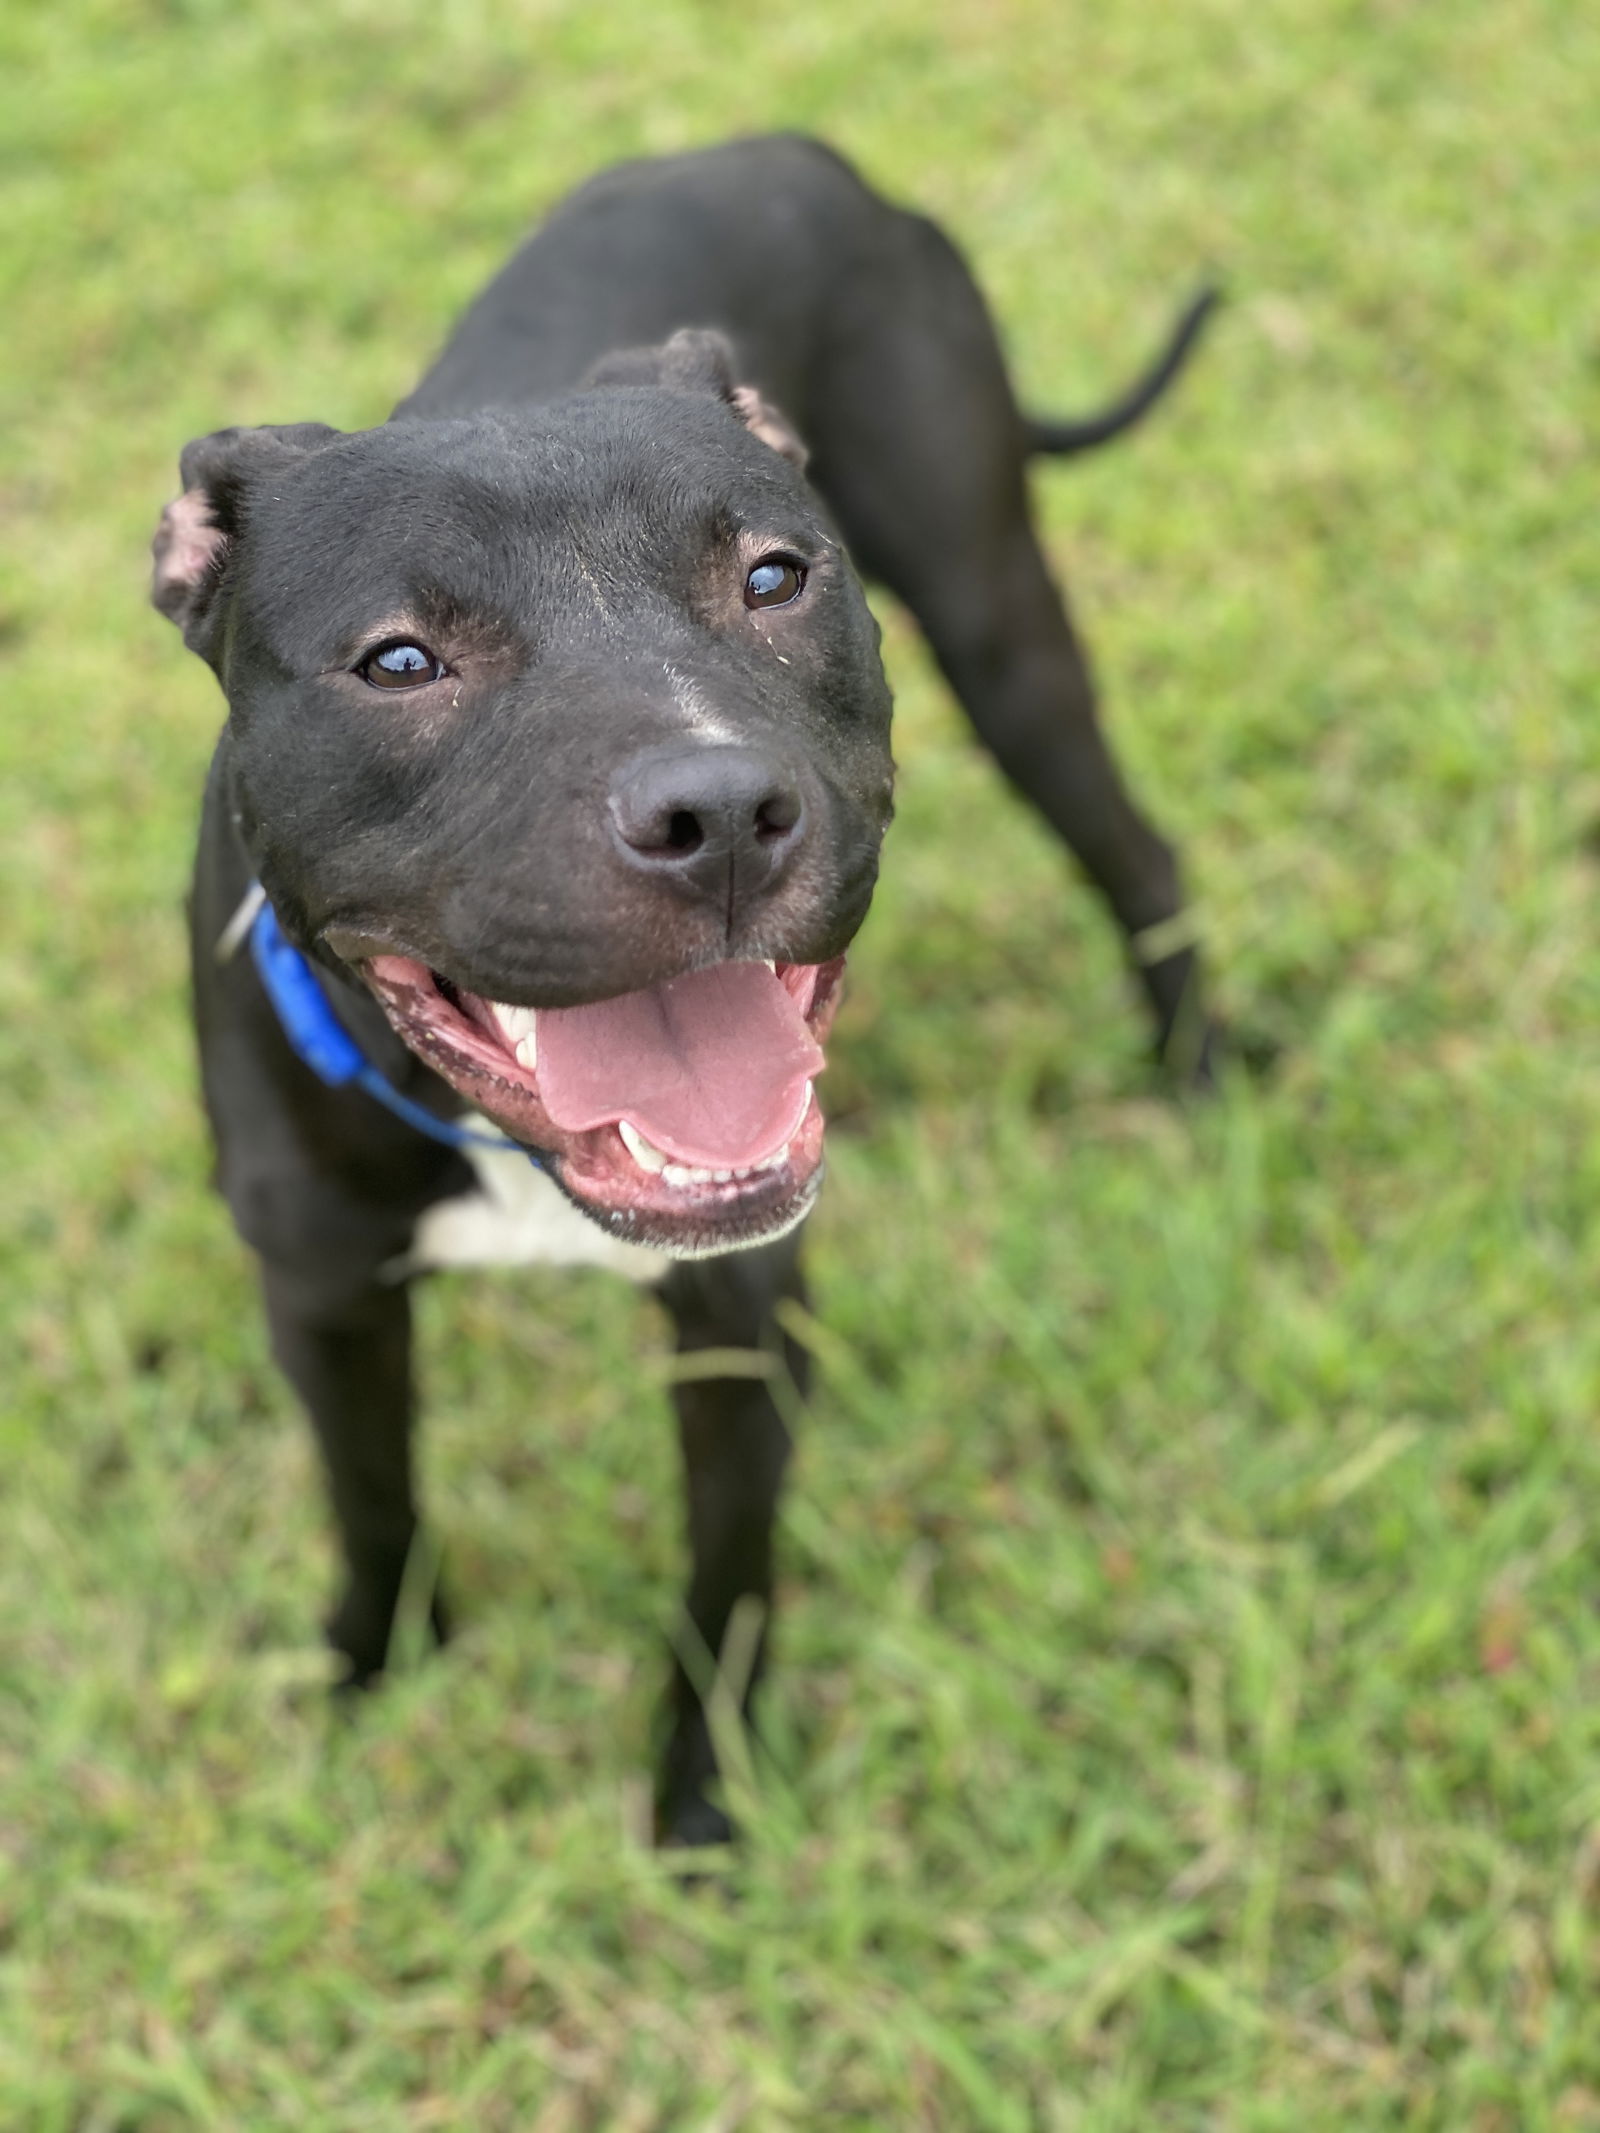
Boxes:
[744,557,805,610]
[358,641,445,690]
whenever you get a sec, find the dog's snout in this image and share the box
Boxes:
[609,745,808,907]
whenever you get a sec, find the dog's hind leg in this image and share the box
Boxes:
[653,1231,807,1847]
[261,1264,442,1685]
[810,215,1211,1076]
[914,525,1208,1078]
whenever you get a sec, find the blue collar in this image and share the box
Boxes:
[246,893,541,1165]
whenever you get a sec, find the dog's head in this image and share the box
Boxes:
[154,331,894,1256]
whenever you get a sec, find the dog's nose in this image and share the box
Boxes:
[608,744,807,907]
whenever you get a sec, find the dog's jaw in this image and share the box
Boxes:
[359,953,844,1257]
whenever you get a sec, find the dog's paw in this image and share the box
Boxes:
[1167,1015,1282,1088]
[655,1787,736,1854]
[327,1580,451,1690]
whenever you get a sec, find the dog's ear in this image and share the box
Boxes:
[584,327,808,470]
[151,422,342,655]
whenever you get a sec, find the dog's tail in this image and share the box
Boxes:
[1022,285,1221,458]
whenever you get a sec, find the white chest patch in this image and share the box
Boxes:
[404,1123,670,1284]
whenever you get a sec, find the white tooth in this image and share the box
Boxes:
[663,1161,719,1188]
[491,1002,538,1061]
[515,1032,538,1072]
[760,960,776,973]
[619,1121,668,1173]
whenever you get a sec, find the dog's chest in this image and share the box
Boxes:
[406,1127,669,1283]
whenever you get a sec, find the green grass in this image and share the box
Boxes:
[4,0,1600,2123]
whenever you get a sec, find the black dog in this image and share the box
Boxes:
[151,135,1214,1844]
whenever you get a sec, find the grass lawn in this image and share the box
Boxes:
[3,0,1599,2124]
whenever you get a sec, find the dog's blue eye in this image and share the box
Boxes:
[359,641,445,690]
[744,557,805,610]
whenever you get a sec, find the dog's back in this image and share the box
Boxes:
[397,135,876,427]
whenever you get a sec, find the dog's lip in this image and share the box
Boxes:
[355,948,845,1253]
[322,920,834,1012]
[323,920,430,965]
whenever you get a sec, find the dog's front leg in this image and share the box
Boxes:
[653,1232,808,1847]
[261,1264,440,1686]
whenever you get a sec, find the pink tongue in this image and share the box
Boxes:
[536,963,824,1167]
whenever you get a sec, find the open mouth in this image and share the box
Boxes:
[360,952,847,1256]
